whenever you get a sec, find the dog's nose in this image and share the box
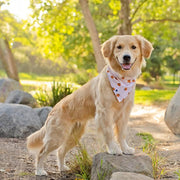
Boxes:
[123,55,131,62]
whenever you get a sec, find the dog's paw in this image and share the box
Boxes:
[107,142,122,155]
[35,169,48,176]
[122,146,135,155]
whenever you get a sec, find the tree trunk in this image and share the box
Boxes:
[0,39,19,81]
[79,0,106,72]
[118,0,132,35]
[173,72,175,84]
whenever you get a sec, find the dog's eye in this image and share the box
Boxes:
[117,45,122,49]
[132,45,136,49]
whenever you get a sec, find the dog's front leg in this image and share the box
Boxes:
[116,112,135,155]
[95,105,122,155]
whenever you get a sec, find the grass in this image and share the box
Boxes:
[96,159,112,180]
[0,69,97,85]
[70,143,92,180]
[18,171,34,177]
[135,89,176,105]
[175,169,180,180]
[137,132,166,180]
[0,69,177,106]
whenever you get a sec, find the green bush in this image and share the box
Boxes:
[35,81,75,107]
[141,72,153,83]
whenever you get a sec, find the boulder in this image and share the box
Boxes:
[164,86,180,135]
[0,103,50,138]
[141,86,151,90]
[90,152,153,180]
[0,78,22,102]
[33,106,52,126]
[5,90,37,107]
[110,172,154,180]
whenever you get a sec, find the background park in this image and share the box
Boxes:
[0,0,180,180]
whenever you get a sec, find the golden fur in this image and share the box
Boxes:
[27,35,153,176]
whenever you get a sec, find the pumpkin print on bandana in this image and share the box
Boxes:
[107,66,136,102]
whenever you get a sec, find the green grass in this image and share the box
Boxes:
[70,143,92,180]
[135,89,176,105]
[1,70,177,106]
[175,169,180,180]
[137,132,166,179]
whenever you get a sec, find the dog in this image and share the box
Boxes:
[27,35,153,176]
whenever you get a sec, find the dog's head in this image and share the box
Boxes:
[101,35,153,77]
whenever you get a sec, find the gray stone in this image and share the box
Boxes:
[141,86,151,90]
[110,172,154,180]
[164,86,180,135]
[90,152,153,180]
[0,103,42,138]
[0,78,22,102]
[5,90,37,107]
[33,106,52,126]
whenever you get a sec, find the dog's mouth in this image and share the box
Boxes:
[120,63,132,70]
[119,58,137,71]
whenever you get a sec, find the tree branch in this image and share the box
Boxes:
[145,18,180,23]
[132,18,142,25]
[132,18,180,25]
[131,0,149,22]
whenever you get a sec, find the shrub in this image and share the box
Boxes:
[35,81,75,107]
[141,72,153,84]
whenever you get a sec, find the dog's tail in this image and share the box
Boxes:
[26,126,45,154]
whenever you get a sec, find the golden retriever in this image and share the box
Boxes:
[27,35,153,176]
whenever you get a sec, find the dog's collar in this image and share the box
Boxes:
[106,66,136,102]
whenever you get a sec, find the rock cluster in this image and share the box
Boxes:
[0,78,52,138]
[0,103,52,138]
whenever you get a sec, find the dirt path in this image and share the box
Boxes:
[130,105,180,180]
[0,105,179,180]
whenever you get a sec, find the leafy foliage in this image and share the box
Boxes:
[1,0,180,83]
[35,81,75,107]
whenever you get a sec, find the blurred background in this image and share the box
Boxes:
[0,0,180,106]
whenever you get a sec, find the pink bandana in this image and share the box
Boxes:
[107,66,136,102]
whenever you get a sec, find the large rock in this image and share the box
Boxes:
[0,78,22,102]
[0,103,51,138]
[110,172,154,180]
[34,106,52,126]
[164,86,180,135]
[5,90,37,107]
[90,152,153,180]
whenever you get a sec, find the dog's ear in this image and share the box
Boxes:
[101,36,117,59]
[135,35,154,58]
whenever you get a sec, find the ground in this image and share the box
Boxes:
[0,104,180,180]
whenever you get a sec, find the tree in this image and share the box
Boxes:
[164,48,180,84]
[79,0,105,72]
[0,7,20,81]
[118,0,131,35]
[144,45,165,80]
[27,0,180,81]
[0,38,19,81]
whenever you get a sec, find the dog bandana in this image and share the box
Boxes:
[107,66,136,102]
